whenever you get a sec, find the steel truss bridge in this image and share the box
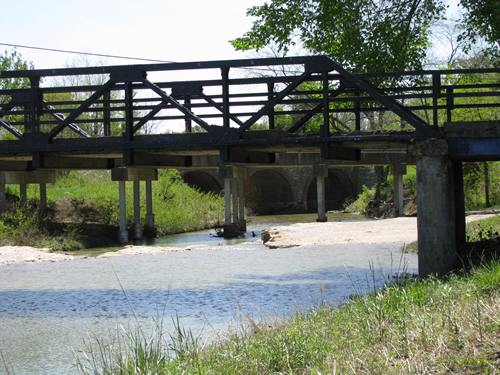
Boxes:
[0,55,498,170]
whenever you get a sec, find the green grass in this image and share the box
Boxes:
[76,261,500,374]
[403,214,500,254]
[0,170,224,250]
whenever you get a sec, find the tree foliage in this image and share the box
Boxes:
[0,49,33,91]
[458,0,499,54]
[231,0,445,72]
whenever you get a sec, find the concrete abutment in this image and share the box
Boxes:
[416,139,465,277]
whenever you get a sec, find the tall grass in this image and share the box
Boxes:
[0,169,224,249]
[77,261,500,374]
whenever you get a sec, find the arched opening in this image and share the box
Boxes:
[182,171,222,193]
[306,170,356,211]
[245,170,294,214]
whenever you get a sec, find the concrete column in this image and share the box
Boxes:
[0,173,6,213]
[19,183,27,206]
[145,179,155,232]
[416,139,459,277]
[133,180,142,240]
[391,164,406,217]
[314,164,328,222]
[237,177,246,232]
[39,183,47,211]
[231,178,239,224]
[118,180,128,244]
[224,177,232,225]
[316,176,327,222]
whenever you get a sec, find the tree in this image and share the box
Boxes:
[231,0,445,73]
[0,49,33,94]
[458,0,499,55]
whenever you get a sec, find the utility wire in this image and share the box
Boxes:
[0,42,174,63]
[0,41,301,74]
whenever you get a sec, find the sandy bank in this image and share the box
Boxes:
[0,246,74,265]
[0,243,212,265]
[261,214,495,249]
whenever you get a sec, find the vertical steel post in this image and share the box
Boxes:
[103,90,111,136]
[221,67,230,128]
[124,82,134,140]
[354,88,361,131]
[267,82,275,129]
[118,180,128,243]
[184,96,192,133]
[432,73,441,128]
[321,72,330,158]
[25,76,41,135]
[446,88,453,123]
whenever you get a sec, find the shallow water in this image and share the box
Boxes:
[0,213,416,374]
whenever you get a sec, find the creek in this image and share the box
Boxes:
[0,213,417,374]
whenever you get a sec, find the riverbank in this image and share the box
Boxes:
[0,170,224,251]
[77,260,499,374]
[0,214,496,265]
[261,214,496,248]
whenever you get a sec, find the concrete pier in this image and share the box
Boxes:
[314,164,328,222]
[133,180,142,240]
[416,140,462,277]
[118,180,128,244]
[223,177,232,226]
[391,164,406,217]
[237,176,246,231]
[231,178,239,225]
[145,179,155,234]
[112,167,158,243]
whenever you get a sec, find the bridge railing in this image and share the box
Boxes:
[0,56,498,149]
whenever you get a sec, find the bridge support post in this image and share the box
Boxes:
[314,164,328,222]
[112,168,158,244]
[231,178,239,225]
[133,180,142,240]
[237,177,246,232]
[0,173,5,213]
[220,165,244,238]
[144,179,155,236]
[391,164,406,217]
[39,183,47,211]
[223,177,232,226]
[118,180,128,244]
[19,183,27,206]
[416,140,462,277]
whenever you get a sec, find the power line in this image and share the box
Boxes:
[0,41,301,74]
[0,42,175,63]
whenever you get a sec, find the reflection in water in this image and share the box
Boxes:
[0,215,414,375]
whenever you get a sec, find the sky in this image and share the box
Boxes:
[0,0,463,71]
[0,0,266,69]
